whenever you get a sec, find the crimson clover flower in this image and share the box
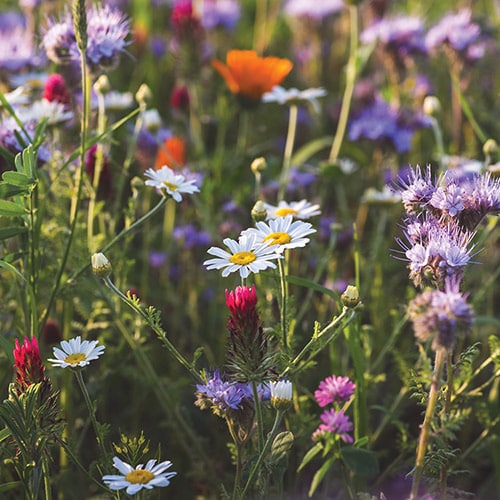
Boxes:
[13,337,46,392]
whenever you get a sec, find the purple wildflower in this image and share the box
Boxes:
[408,280,473,350]
[173,224,211,249]
[361,15,427,58]
[0,25,41,72]
[348,98,430,153]
[397,165,436,214]
[425,9,486,62]
[149,251,167,268]
[313,409,354,443]
[284,0,344,21]
[429,183,466,217]
[314,375,356,407]
[200,0,241,31]
[42,12,76,65]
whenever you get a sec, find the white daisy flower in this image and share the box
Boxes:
[144,166,200,202]
[15,98,73,125]
[102,456,176,495]
[262,85,327,112]
[361,186,402,205]
[264,199,321,220]
[242,215,316,253]
[104,90,134,110]
[204,233,281,278]
[48,336,105,368]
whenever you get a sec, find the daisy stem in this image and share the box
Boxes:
[278,256,288,352]
[74,369,108,461]
[328,4,359,164]
[410,348,446,499]
[278,103,298,201]
[103,277,203,383]
[240,409,284,499]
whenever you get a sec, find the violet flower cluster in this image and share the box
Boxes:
[312,375,355,444]
[394,165,500,349]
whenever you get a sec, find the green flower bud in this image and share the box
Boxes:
[91,252,111,278]
[341,285,360,308]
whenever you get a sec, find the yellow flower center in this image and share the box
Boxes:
[125,469,155,485]
[162,181,178,191]
[263,232,291,245]
[229,251,257,265]
[64,353,87,365]
[274,207,298,217]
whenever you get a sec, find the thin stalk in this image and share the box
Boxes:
[42,454,52,500]
[103,276,202,382]
[74,369,108,461]
[410,348,446,499]
[278,257,288,352]
[251,379,265,453]
[240,410,284,499]
[278,104,298,200]
[328,5,358,163]
[279,307,356,379]
[439,351,454,499]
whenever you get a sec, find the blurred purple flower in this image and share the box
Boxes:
[173,224,211,249]
[314,409,354,443]
[149,251,168,268]
[425,9,486,62]
[348,98,431,153]
[314,375,355,407]
[0,25,41,71]
[200,0,241,31]
[284,0,344,20]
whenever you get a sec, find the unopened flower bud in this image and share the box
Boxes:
[483,139,498,157]
[423,95,441,116]
[251,157,267,174]
[135,83,153,107]
[91,252,111,277]
[251,200,268,222]
[341,285,360,308]
[270,380,293,410]
[93,74,110,94]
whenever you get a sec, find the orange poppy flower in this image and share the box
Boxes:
[155,136,186,170]
[212,50,293,105]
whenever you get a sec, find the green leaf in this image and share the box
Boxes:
[291,136,333,167]
[2,171,35,187]
[340,446,379,477]
[0,426,11,442]
[297,442,324,472]
[270,431,294,467]
[308,456,336,497]
[0,226,27,240]
[0,182,30,198]
[0,260,25,281]
[0,482,21,493]
[0,200,25,217]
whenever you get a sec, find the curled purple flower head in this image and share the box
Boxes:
[313,409,353,443]
[396,165,436,214]
[42,5,130,73]
[314,375,356,407]
[430,182,466,217]
[397,216,477,288]
[408,279,473,350]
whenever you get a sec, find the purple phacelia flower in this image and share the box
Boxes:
[397,164,436,214]
[195,369,248,412]
[284,0,344,21]
[429,183,466,217]
[314,375,356,407]
[0,25,41,72]
[408,280,473,350]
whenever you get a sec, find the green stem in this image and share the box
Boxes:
[328,4,358,164]
[240,410,284,499]
[42,454,52,500]
[279,307,356,379]
[103,276,202,383]
[278,257,288,352]
[251,379,265,453]
[410,348,446,499]
[74,369,108,461]
[278,104,298,200]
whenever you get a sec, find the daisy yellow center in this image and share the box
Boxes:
[274,208,298,217]
[162,181,178,191]
[263,232,291,245]
[125,469,155,484]
[64,353,87,365]
[230,251,257,265]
